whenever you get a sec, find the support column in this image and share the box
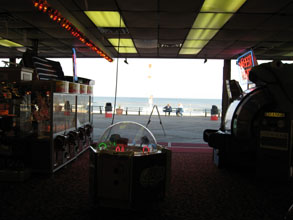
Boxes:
[221,59,231,130]
[9,58,17,67]
[32,39,39,56]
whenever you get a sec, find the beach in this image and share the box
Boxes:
[92,113,221,145]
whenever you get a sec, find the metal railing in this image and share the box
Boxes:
[93,105,221,117]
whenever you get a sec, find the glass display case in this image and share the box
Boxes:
[0,82,32,137]
[0,82,32,180]
[53,93,76,133]
[0,80,94,174]
[76,94,91,127]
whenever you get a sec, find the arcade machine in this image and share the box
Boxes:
[89,121,171,210]
[0,78,33,181]
[0,54,94,179]
[204,61,293,180]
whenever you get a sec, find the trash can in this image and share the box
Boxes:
[210,105,218,120]
[105,102,112,118]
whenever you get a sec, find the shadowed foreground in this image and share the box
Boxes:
[1,147,293,220]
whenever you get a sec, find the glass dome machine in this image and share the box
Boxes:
[89,121,171,209]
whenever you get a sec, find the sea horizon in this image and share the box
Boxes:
[92,96,222,116]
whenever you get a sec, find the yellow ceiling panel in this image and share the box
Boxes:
[179,48,201,55]
[114,47,137,53]
[0,39,23,47]
[108,38,135,47]
[192,13,233,29]
[186,29,218,40]
[201,0,247,13]
[182,40,209,48]
[84,11,126,28]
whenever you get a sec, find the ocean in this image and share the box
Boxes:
[93,96,222,116]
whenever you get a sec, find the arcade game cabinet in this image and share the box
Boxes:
[204,61,293,180]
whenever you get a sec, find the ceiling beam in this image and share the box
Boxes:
[48,0,113,58]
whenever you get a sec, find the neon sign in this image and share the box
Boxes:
[98,142,108,150]
[72,48,78,82]
[264,112,285,118]
[142,146,150,153]
[115,144,126,152]
[97,142,154,153]
[236,50,258,81]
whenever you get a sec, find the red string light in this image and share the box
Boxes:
[32,0,113,62]
[43,5,48,12]
[38,3,43,11]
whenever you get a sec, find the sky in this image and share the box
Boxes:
[52,58,233,99]
[1,57,286,99]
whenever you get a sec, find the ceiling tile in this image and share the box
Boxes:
[269,31,293,41]
[159,0,204,11]
[257,15,293,31]
[117,0,158,11]
[159,47,180,55]
[239,0,292,13]
[137,48,157,54]
[16,12,58,28]
[212,30,246,41]
[239,30,274,41]
[0,1,33,12]
[224,14,271,30]
[134,39,157,48]
[204,40,235,49]
[123,12,158,28]
[159,12,196,28]
[72,0,118,11]
[159,29,189,40]
[128,28,158,39]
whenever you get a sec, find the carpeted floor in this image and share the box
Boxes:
[1,147,293,220]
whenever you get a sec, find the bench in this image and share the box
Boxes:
[125,107,143,116]
[163,108,181,116]
[96,106,103,114]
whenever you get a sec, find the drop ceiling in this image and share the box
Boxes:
[0,0,293,61]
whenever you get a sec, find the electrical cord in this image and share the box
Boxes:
[111,12,122,125]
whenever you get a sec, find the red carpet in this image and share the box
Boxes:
[158,142,209,147]
[168,146,212,153]
[1,148,293,220]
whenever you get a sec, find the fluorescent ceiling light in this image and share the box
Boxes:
[182,40,209,48]
[179,48,202,55]
[201,0,247,13]
[108,38,135,47]
[84,11,126,28]
[186,29,218,40]
[114,47,137,53]
[179,0,246,55]
[0,38,23,47]
[192,13,233,29]
[109,38,137,53]
[283,52,293,56]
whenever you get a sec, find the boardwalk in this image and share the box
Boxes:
[92,113,221,146]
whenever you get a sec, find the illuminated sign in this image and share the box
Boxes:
[236,50,258,81]
[97,142,153,153]
[72,48,78,82]
[98,142,108,150]
[115,144,126,152]
[142,145,150,153]
[264,112,285,118]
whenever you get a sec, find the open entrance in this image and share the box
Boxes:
[50,58,223,146]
